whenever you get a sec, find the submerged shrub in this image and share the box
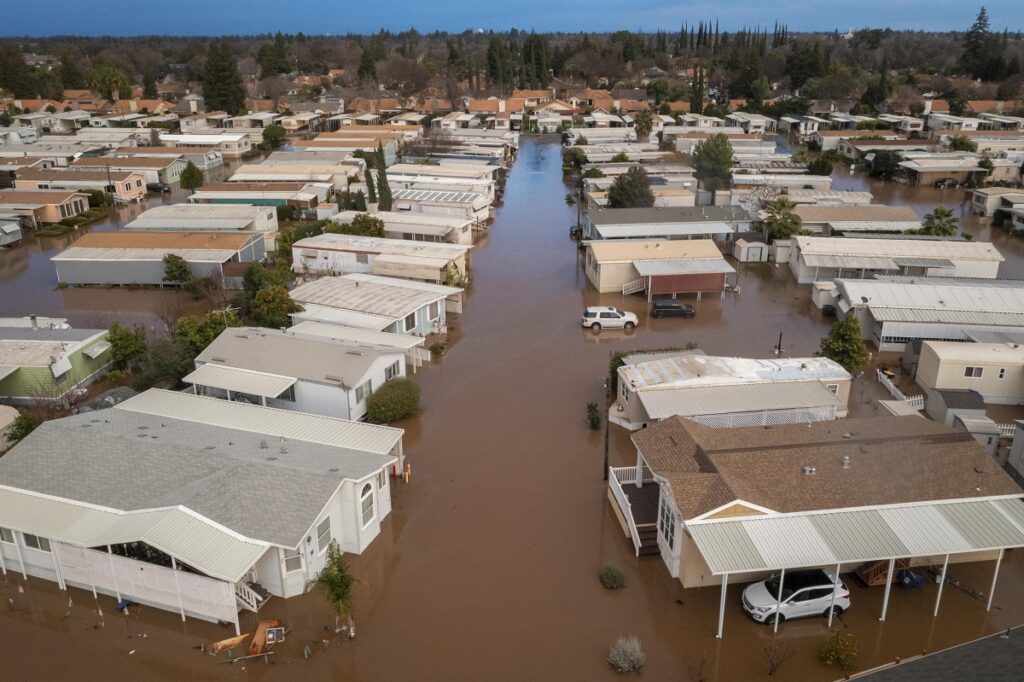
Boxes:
[599,564,625,590]
[586,401,602,430]
[818,626,858,669]
[608,634,645,673]
[366,378,421,423]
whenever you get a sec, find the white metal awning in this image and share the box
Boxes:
[184,363,296,399]
[633,258,736,277]
[83,340,112,359]
[0,487,268,583]
[687,497,1024,575]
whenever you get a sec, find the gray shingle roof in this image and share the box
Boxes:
[0,406,394,548]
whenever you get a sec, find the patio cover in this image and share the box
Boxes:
[184,363,296,399]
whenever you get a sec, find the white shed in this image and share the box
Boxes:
[732,239,769,262]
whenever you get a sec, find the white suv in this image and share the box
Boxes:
[742,569,850,624]
[582,306,638,331]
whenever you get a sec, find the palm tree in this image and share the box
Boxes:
[632,109,654,142]
[920,205,958,236]
[307,541,360,637]
[764,197,803,242]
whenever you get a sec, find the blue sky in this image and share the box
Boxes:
[2,1,1021,37]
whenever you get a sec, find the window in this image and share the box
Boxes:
[0,527,13,544]
[620,381,629,403]
[825,384,839,394]
[964,366,984,378]
[404,312,416,332]
[999,368,1006,380]
[428,301,440,320]
[22,534,51,552]
[283,547,303,573]
[355,381,372,404]
[657,499,675,549]
[355,253,369,264]
[385,360,401,381]
[316,517,332,553]
[377,470,387,489]
[360,483,375,526]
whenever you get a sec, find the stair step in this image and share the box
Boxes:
[638,545,660,556]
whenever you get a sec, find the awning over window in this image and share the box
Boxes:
[184,363,296,399]
[83,340,112,359]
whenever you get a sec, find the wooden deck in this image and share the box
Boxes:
[622,483,660,526]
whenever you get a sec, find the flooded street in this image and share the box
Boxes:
[4,137,1024,680]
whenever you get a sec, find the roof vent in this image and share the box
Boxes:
[280,446,287,454]
[211,356,227,363]
[841,454,851,469]
[329,467,339,473]
[802,465,817,475]
[267,456,278,461]
[260,439,268,449]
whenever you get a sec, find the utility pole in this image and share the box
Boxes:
[774,332,783,357]
[602,372,611,481]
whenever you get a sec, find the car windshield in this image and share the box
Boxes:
[764,576,796,601]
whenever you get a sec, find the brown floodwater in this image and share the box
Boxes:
[3,138,1024,681]
[0,161,239,330]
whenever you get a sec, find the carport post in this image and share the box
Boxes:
[13,535,27,579]
[773,568,786,633]
[933,554,950,617]
[828,562,841,627]
[716,573,728,639]
[880,558,895,621]
[987,548,1004,612]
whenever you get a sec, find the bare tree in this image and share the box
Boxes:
[682,648,715,682]
[764,640,796,676]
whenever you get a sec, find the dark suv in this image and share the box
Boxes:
[651,300,695,318]
[146,182,171,193]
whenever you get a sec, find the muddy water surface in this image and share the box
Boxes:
[3,139,1024,681]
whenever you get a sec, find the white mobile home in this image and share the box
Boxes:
[0,389,404,633]
[189,327,408,422]
[292,233,470,283]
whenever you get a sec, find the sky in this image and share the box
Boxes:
[2,1,1021,37]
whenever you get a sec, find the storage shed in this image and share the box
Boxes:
[732,239,769,262]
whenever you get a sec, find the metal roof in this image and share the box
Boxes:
[117,389,402,455]
[633,258,736,277]
[291,303,395,330]
[194,326,399,389]
[688,497,1024,575]
[0,488,267,582]
[184,363,296,398]
[392,188,481,204]
[794,236,1003,262]
[638,381,841,420]
[290,273,460,321]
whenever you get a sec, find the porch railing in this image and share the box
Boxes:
[234,581,262,612]
[997,423,1018,439]
[609,467,641,557]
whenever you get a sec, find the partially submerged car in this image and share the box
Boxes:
[742,569,850,624]
[581,306,637,331]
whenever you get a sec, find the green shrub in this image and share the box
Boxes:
[6,410,42,446]
[608,634,645,673]
[818,626,858,669]
[586,401,602,430]
[599,564,624,590]
[429,341,447,356]
[366,378,421,423]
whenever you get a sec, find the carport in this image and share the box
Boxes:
[634,258,736,303]
[685,496,1024,639]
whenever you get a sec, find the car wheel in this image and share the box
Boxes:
[823,606,843,618]
[768,614,785,625]
[624,321,635,331]
[591,322,601,331]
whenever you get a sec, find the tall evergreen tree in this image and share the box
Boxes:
[203,40,246,115]
[142,71,158,99]
[960,6,991,77]
[0,46,34,97]
[375,143,392,211]
[57,51,82,89]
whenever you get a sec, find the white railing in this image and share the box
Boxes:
[234,581,262,612]
[622,278,647,295]
[876,369,925,410]
[997,423,1017,439]
[608,467,642,557]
